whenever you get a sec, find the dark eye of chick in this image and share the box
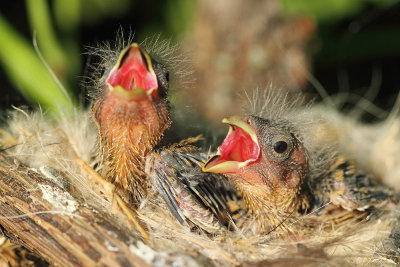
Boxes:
[152,61,169,98]
[273,141,288,154]
[267,132,294,162]
[165,71,170,83]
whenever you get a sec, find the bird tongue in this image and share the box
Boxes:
[106,44,158,99]
[203,116,260,173]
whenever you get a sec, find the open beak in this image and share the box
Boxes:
[106,43,158,100]
[203,116,260,173]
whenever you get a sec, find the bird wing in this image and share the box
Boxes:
[316,156,392,211]
[146,149,238,231]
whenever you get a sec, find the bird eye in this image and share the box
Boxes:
[165,71,170,83]
[268,134,293,161]
[152,61,169,97]
[273,141,288,154]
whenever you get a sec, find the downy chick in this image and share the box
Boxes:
[92,43,170,204]
[203,114,392,235]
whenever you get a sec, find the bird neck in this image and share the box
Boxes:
[93,92,170,202]
[231,176,305,233]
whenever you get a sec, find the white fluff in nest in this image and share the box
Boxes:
[1,87,399,266]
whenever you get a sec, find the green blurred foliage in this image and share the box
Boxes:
[165,0,196,37]
[282,0,398,22]
[80,0,132,25]
[26,0,69,81]
[137,0,195,40]
[0,14,74,114]
[53,0,81,83]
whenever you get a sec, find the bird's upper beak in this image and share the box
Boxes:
[203,116,260,173]
[106,43,158,100]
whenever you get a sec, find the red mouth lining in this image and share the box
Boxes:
[205,125,260,170]
[106,47,158,94]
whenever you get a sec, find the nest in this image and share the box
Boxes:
[0,89,399,266]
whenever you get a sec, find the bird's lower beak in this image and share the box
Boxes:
[203,116,260,173]
[106,43,158,100]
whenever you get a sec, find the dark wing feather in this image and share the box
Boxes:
[146,149,238,231]
[316,157,392,211]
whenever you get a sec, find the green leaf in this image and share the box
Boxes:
[26,0,69,82]
[0,14,74,115]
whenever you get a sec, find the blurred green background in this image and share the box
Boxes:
[0,0,399,117]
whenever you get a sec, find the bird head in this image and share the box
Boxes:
[105,43,169,102]
[203,115,308,193]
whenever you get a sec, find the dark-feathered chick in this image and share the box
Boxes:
[92,43,170,204]
[203,115,393,234]
[203,116,309,232]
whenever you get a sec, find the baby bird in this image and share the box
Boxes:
[203,115,309,233]
[92,43,170,204]
[203,114,393,234]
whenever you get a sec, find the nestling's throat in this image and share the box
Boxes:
[93,92,169,202]
[229,172,304,234]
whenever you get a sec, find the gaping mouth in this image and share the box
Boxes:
[106,43,158,100]
[203,116,260,173]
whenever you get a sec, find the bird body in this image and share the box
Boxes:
[93,84,169,202]
[202,114,393,235]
